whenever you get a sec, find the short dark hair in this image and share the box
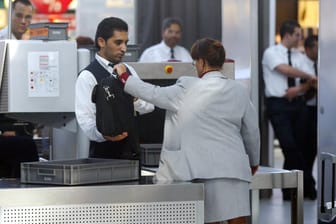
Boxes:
[13,0,33,9]
[191,38,225,68]
[304,35,318,49]
[279,20,301,39]
[94,17,128,49]
[161,17,182,31]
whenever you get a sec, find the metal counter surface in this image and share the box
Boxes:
[0,176,203,205]
[0,166,303,224]
[0,176,204,224]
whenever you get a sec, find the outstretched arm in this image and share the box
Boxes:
[114,63,187,112]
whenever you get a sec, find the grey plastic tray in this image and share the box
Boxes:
[140,144,162,167]
[21,158,139,185]
[29,22,68,40]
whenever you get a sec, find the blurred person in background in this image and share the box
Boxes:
[0,0,37,178]
[300,34,319,199]
[0,0,33,40]
[139,17,192,62]
[262,20,317,200]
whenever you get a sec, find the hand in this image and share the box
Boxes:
[114,63,130,84]
[284,86,300,101]
[113,63,127,77]
[2,131,16,136]
[251,165,259,175]
[307,75,317,81]
[104,132,128,141]
[309,77,318,89]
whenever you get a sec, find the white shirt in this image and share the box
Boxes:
[300,54,317,106]
[75,53,154,142]
[0,26,16,40]
[139,41,192,62]
[262,43,306,97]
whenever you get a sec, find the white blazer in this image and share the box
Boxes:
[124,71,260,182]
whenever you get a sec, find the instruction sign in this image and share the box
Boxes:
[28,51,60,97]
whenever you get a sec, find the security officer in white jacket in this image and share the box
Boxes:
[115,38,260,224]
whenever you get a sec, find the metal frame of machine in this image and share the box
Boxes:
[0,182,204,224]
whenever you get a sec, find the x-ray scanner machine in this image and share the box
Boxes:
[0,40,78,159]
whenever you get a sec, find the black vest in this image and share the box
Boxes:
[84,60,139,160]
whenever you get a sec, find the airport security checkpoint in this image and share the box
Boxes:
[0,1,335,224]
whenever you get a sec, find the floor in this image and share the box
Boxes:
[259,147,318,224]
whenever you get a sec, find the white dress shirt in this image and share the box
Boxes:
[262,43,307,97]
[139,41,192,62]
[0,26,16,40]
[75,53,154,142]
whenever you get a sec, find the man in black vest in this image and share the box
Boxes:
[75,17,154,160]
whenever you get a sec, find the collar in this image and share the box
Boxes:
[279,43,290,53]
[160,40,175,52]
[201,70,227,79]
[95,53,111,67]
[278,43,301,54]
[304,54,315,66]
[95,53,116,77]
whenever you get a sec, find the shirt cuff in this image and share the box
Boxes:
[118,72,130,85]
